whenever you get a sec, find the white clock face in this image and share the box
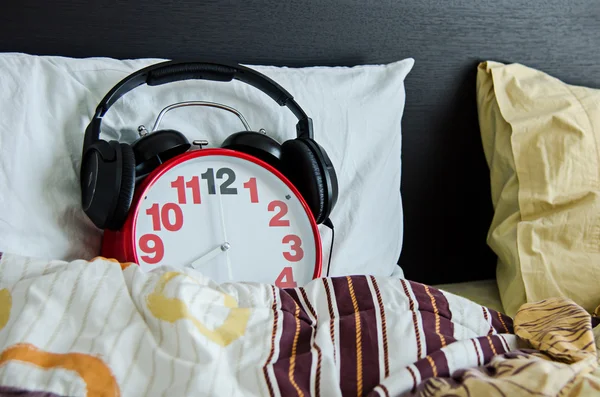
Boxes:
[133,149,320,287]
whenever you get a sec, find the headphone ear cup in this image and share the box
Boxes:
[81,140,134,230]
[281,138,337,224]
[105,143,136,230]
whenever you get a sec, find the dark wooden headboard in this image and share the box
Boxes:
[2,0,599,284]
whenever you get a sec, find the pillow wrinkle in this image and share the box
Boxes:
[477,61,600,316]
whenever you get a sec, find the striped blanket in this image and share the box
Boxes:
[0,252,597,396]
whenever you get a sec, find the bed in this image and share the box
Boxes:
[0,1,599,396]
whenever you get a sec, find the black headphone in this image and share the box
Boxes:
[80,60,338,231]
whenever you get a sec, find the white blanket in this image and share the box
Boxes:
[0,252,523,396]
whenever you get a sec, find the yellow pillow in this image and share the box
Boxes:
[476,61,600,317]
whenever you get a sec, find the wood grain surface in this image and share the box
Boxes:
[2,0,599,284]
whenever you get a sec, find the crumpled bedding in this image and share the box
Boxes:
[0,252,597,396]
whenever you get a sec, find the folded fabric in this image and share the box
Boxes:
[0,251,597,396]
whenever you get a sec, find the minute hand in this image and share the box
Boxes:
[191,242,230,269]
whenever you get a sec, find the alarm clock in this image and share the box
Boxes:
[101,146,322,287]
[80,60,339,287]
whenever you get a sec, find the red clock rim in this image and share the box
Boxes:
[124,147,323,280]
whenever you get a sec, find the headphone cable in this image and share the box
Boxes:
[323,218,335,277]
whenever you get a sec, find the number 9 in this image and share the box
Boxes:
[139,234,165,264]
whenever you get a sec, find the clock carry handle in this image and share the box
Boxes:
[83,61,313,152]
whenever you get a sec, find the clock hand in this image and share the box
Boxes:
[190,242,230,269]
[225,247,233,282]
[217,190,228,242]
[216,189,233,281]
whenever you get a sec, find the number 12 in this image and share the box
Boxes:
[202,168,237,194]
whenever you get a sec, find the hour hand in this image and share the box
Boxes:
[190,242,230,269]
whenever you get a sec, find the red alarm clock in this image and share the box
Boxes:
[101,146,322,287]
[81,60,338,288]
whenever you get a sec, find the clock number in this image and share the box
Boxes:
[243,177,259,203]
[201,168,216,194]
[202,168,238,195]
[146,203,184,232]
[186,176,201,204]
[139,234,164,264]
[268,200,290,227]
[161,203,184,231]
[282,234,304,262]
[171,176,186,204]
[171,176,201,204]
[146,203,162,231]
[217,167,237,194]
[275,267,297,288]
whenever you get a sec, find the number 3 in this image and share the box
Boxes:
[282,234,304,262]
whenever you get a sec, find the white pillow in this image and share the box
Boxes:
[0,53,413,278]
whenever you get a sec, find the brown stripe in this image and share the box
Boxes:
[274,290,313,397]
[409,282,456,354]
[426,356,438,377]
[331,277,360,397]
[379,384,390,397]
[489,335,509,356]
[299,287,317,319]
[406,366,418,392]
[370,276,389,378]
[471,339,482,366]
[482,307,494,335]
[349,277,380,393]
[289,300,304,397]
[414,350,449,382]
[430,287,456,349]
[474,335,508,364]
[347,277,363,397]
[476,335,493,364]
[424,285,447,347]
[323,279,337,364]
[400,279,423,358]
[420,283,453,319]
[299,288,322,397]
[263,285,278,397]
[286,289,313,324]
[487,336,498,355]
[431,350,449,377]
[287,289,318,396]
[498,313,512,333]
[490,309,513,334]
[314,346,322,397]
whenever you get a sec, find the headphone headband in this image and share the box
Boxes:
[83,60,313,152]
